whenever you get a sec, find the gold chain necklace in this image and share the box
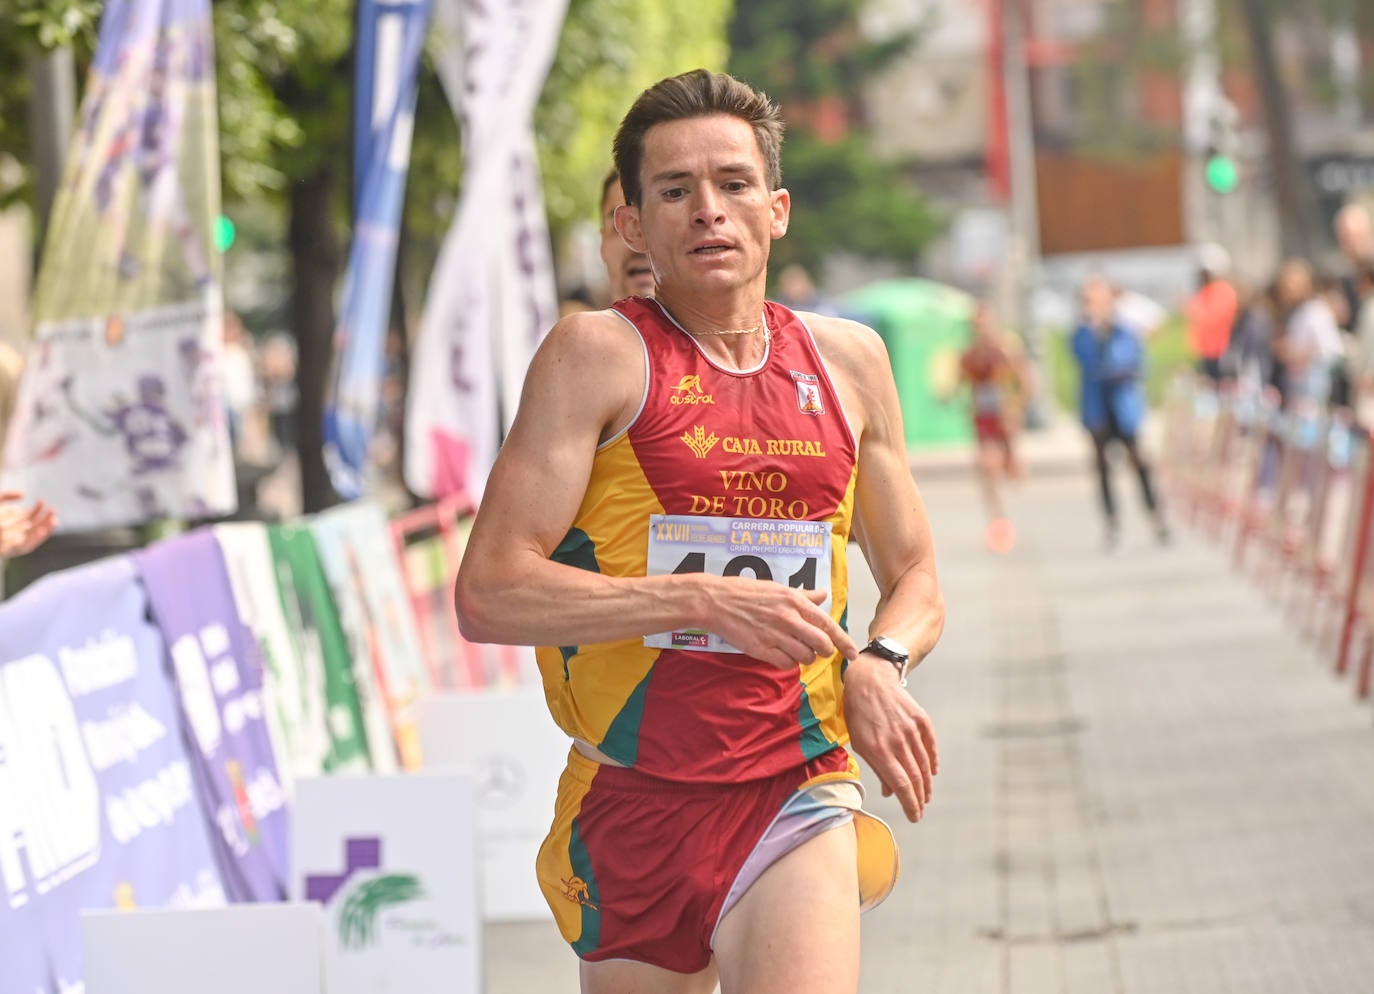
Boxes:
[688,322,764,336]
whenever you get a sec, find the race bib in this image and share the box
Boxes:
[643,514,832,653]
[972,383,1002,413]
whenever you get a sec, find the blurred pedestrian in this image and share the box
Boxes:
[1272,259,1342,414]
[221,312,259,458]
[1185,244,1238,383]
[775,263,841,317]
[1224,281,1276,405]
[1349,262,1374,426]
[1334,203,1373,334]
[599,168,656,302]
[1072,276,1169,548]
[958,301,1026,553]
[259,334,299,456]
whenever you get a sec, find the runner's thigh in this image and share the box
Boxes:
[579,957,718,994]
[712,823,860,994]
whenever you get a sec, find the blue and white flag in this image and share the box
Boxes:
[323,0,432,499]
[404,0,567,504]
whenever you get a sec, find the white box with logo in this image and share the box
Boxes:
[291,773,481,994]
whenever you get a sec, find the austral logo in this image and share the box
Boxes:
[681,425,721,459]
[670,374,715,405]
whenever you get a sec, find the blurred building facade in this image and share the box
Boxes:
[861,0,1374,311]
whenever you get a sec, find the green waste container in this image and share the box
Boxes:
[843,278,976,449]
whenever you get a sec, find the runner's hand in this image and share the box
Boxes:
[842,653,938,822]
[0,491,57,558]
[703,579,858,670]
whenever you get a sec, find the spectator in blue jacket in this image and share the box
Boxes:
[1072,276,1169,548]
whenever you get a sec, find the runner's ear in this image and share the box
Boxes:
[770,188,791,240]
[615,204,648,254]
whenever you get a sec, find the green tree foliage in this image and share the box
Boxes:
[534,0,734,241]
[726,0,937,275]
[772,132,939,274]
[0,1,100,208]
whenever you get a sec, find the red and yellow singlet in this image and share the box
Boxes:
[535,297,861,783]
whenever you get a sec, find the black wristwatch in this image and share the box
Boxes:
[861,635,911,687]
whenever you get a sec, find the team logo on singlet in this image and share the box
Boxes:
[561,875,599,910]
[680,425,721,459]
[670,374,716,405]
[792,371,824,416]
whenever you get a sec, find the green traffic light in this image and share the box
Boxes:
[1205,155,1238,194]
[213,214,237,252]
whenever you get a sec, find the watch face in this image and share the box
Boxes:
[871,636,909,662]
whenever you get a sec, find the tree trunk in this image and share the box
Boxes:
[1237,0,1319,260]
[288,169,343,514]
[390,230,417,506]
[26,46,75,262]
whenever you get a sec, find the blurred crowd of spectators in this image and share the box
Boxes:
[1180,203,1374,424]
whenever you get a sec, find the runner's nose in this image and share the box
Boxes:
[691,188,725,227]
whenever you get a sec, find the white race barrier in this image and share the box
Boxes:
[82,903,324,994]
[418,687,570,922]
[292,773,481,994]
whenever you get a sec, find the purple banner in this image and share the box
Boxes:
[134,530,289,902]
[0,556,225,994]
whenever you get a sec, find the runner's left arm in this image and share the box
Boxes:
[813,317,944,823]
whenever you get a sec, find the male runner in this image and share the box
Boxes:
[958,301,1025,552]
[600,168,656,301]
[455,70,943,994]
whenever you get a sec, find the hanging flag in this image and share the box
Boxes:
[323,0,432,499]
[404,0,568,504]
[493,131,562,436]
[1,0,235,529]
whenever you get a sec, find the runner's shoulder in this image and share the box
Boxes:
[536,307,646,373]
[793,311,889,382]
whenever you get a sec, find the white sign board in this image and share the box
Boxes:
[417,687,570,922]
[82,903,324,994]
[291,773,481,994]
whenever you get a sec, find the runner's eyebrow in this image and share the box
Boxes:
[647,163,757,186]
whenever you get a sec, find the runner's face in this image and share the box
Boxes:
[600,178,655,300]
[618,115,789,297]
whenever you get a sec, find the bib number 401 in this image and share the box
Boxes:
[670,550,819,590]
[644,514,833,653]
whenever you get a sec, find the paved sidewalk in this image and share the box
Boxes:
[485,466,1374,993]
